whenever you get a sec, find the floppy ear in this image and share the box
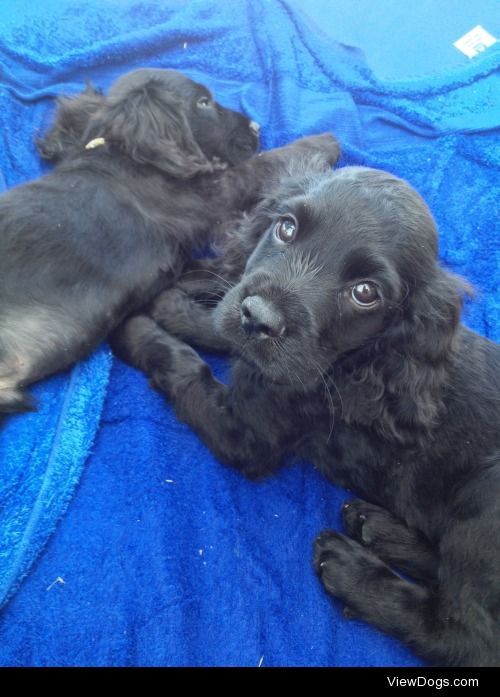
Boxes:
[85,80,214,178]
[347,267,472,443]
[37,84,105,162]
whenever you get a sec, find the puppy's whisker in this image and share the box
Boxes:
[276,340,307,393]
[181,268,235,291]
[310,359,336,442]
[195,293,227,304]
[326,371,344,420]
[390,283,410,310]
[282,357,296,390]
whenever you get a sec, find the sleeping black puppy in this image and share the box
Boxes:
[113,165,500,667]
[0,66,340,413]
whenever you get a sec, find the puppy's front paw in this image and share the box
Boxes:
[151,341,207,400]
[314,529,358,598]
[149,287,196,335]
[296,133,341,165]
[342,499,384,546]
[314,528,394,608]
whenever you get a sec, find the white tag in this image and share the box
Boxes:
[453,25,497,58]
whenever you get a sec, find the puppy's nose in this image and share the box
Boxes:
[240,295,285,339]
[249,121,260,136]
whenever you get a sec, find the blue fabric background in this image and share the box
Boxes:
[0,0,498,667]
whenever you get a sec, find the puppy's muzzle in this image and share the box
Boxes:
[240,295,285,339]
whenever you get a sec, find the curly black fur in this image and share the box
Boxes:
[0,64,340,413]
[113,165,500,666]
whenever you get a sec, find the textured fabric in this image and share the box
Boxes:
[0,347,112,608]
[0,0,498,667]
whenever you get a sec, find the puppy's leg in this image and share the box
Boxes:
[147,288,230,353]
[314,530,443,653]
[0,351,37,413]
[221,133,341,210]
[111,315,286,478]
[0,378,35,413]
[342,499,438,580]
[314,527,500,666]
[0,305,109,414]
[176,259,238,303]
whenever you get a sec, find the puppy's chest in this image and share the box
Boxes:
[304,425,451,536]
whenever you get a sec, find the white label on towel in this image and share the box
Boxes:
[453,25,497,58]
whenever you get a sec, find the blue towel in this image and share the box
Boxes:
[0,0,498,667]
[0,348,112,608]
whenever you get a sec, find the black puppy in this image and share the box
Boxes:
[114,166,500,666]
[0,66,339,413]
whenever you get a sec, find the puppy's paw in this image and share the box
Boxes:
[342,499,390,547]
[295,133,341,165]
[313,529,360,597]
[314,528,394,606]
[151,341,208,400]
[341,499,439,581]
[148,287,197,335]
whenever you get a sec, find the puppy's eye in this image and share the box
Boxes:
[351,282,379,308]
[274,216,298,243]
[197,96,211,108]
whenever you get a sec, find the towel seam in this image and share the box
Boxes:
[0,364,79,605]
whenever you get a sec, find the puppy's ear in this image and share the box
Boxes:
[37,84,105,162]
[369,268,471,439]
[86,80,213,178]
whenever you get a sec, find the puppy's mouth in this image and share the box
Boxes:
[226,122,260,165]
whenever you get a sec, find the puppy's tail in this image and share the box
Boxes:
[0,386,37,414]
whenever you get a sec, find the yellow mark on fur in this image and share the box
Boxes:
[85,137,106,150]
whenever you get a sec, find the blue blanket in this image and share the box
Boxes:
[0,0,498,667]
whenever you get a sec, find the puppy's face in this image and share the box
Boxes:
[215,167,439,385]
[108,68,259,166]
